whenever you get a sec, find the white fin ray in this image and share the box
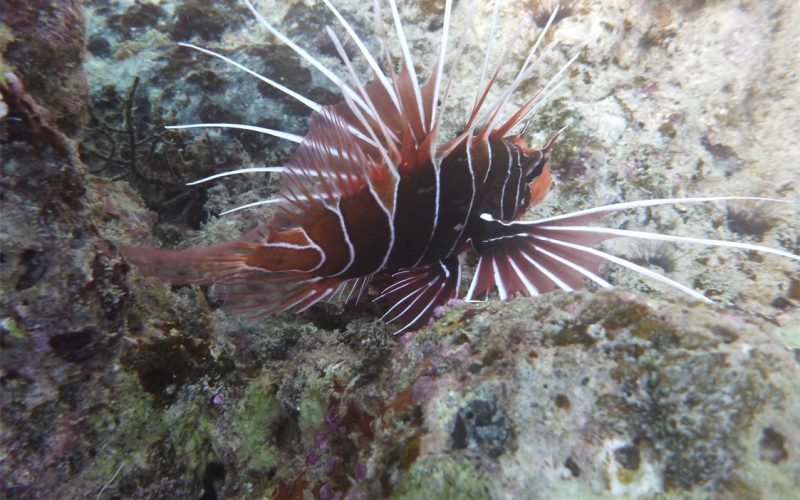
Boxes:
[474,0,502,114]
[516,79,568,135]
[326,27,401,162]
[220,192,333,215]
[177,42,321,112]
[476,7,559,133]
[523,196,795,225]
[321,0,401,111]
[381,275,439,321]
[340,90,398,181]
[167,43,377,147]
[375,273,427,302]
[532,235,713,304]
[464,254,489,301]
[517,248,573,292]
[531,243,614,289]
[515,6,560,82]
[430,0,476,162]
[467,20,525,129]
[166,123,303,143]
[219,198,284,215]
[186,167,286,186]
[387,0,426,133]
[506,255,541,296]
[343,275,372,304]
[242,0,380,123]
[332,276,370,306]
[537,226,800,262]
[483,20,578,135]
[370,0,415,144]
[186,163,352,187]
[518,52,580,122]
[436,7,525,158]
[392,282,448,334]
[492,259,508,300]
[295,287,336,313]
[342,279,359,304]
[429,0,454,131]
[371,0,393,80]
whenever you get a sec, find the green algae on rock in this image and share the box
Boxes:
[393,455,491,499]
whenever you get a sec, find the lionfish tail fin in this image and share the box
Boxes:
[123,241,256,286]
[125,240,344,317]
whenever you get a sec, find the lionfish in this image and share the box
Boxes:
[125,0,798,333]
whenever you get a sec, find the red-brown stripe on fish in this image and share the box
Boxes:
[124,0,799,334]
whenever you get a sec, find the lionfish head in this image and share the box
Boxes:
[505,135,545,183]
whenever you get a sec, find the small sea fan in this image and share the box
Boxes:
[527,0,578,28]
[726,201,778,241]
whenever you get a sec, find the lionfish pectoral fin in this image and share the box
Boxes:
[468,212,715,303]
[466,216,611,302]
[375,256,461,334]
[473,196,799,304]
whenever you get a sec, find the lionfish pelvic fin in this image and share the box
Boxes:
[376,256,461,334]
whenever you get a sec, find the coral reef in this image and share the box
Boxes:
[374,291,800,497]
[1,0,89,136]
[1,0,798,498]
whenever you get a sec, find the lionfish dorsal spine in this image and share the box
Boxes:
[320,0,403,112]
[176,42,323,113]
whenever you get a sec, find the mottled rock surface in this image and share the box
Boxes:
[1,0,89,136]
[2,0,798,499]
[380,291,800,498]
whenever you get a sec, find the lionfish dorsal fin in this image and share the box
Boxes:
[284,109,369,202]
[318,0,475,172]
[297,62,440,192]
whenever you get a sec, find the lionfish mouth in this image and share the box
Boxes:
[125,0,799,334]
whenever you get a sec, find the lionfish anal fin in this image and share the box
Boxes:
[218,275,344,318]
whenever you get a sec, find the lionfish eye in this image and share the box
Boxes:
[524,150,546,183]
